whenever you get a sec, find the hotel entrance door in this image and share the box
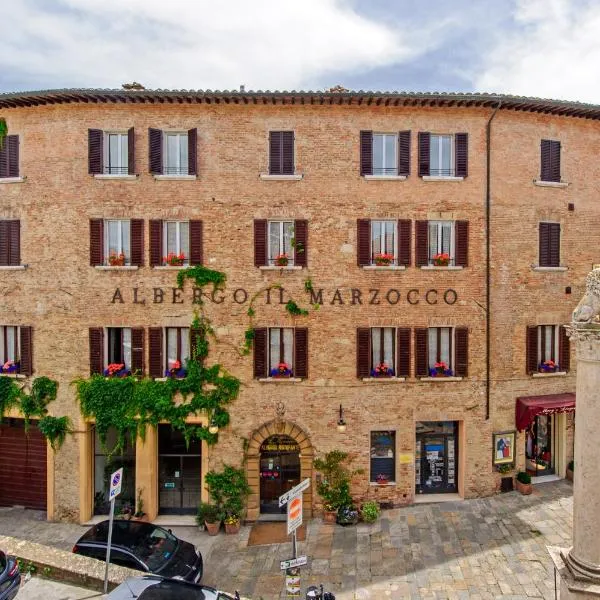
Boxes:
[416,421,458,494]
[259,435,300,514]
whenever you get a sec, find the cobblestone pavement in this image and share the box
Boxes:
[1,481,573,600]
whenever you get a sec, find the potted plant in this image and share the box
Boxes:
[566,460,574,481]
[132,488,149,521]
[429,362,453,377]
[196,502,221,535]
[1,360,19,374]
[371,363,394,378]
[275,253,289,267]
[375,473,390,485]
[165,359,187,379]
[164,252,186,266]
[117,502,133,520]
[539,359,558,373]
[204,465,251,535]
[374,253,394,266]
[270,362,292,378]
[108,252,126,266]
[104,363,131,378]
[224,514,241,534]
[360,500,380,523]
[432,252,450,266]
[516,471,532,495]
[496,464,514,492]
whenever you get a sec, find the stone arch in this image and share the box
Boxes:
[245,420,314,521]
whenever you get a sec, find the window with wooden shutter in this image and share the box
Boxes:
[0,220,20,266]
[130,219,144,267]
[539,222,560,267]
[253,328,268,378]
[415,221,429,267]
[360,130,373,176]
[454,221,469,267]
[189,220,203,266]
[89,328,104,375]
[88,129,103,175]
[372,133,397,175]
[0,221,8,265]
[357,219,371,266]
[0,326,20,373]
[540,139,561,182]
[269,131,294,175]
[254,220,267,267]
[356,328,371,378]
[454,328,468,377]
[398,220,411,267]
[414,328,428,376]
[89,219,104,266]
[526,326,538,374]
[127,127,135,175]
[19,326,32,376]
[148,327,163,379]
[559,326,570,372]
[188,128,197,176]
[149,128,163,174]
[131,328,145,376]
[294,328,308,378]
[455,133,468,178]
[418,132,430,177]
[294,220,308,267]
[397,328,411,377]
[1,135,20,178]
[149,220,163,267]
[398,130,411,176]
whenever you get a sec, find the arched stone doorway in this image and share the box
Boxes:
[245,420,314,521]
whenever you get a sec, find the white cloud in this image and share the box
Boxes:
[1,0,440,91]
[474,0,600,103]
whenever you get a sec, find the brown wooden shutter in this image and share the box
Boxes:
[0,138,7,178]
[7,135,19,178]
[254,220,267,267]
[415,328,428,376]
[550,141,561,182]
[89,327,104,375]
[398,130,411,176]
[294,328,308,378]
[131,328,145,375]
[549,222,560,267]
[396,327,411,377]
[455,133,468,178]
[539,223,549,266]
[148,327,163,378]
[149,128,163,174]
[89,219,104,266]
[360,130,372,176]
[149,220,163,267]
[19,326,33,376]
[189,220,203,266]
[294,219,308,267]
[418,132,430,177]
[281,131,294,175]
[253,328,268,378]
[454,328,468,377]
[130,219,144,267]
[559,326,570,372]
[127,127,135,175]
[356,327,371,378]
[541,139,560,182]
[526,326,539,374]
[269,131,282,175]
[398,220,411,267]
[188,128,197,175]
[0,222,8,265]
[455,221,469,267]
[357,219,371,266]
[415,220,429,266]
[88,129,103,175]
[8,220,20,266]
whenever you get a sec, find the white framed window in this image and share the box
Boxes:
[428,221,454,265]
[371,220,397,265]
[165,327,190,372]
[371,327,395,376]
[104,219,131,265]
[269,327,294,375]
[372,133,397,176]
[430,134,454,177]
[163,221,190,265]
[106,327,132,370]
[538,325,560,365]
[164,132,189,175]
[428,327,453,371]
[268,221,295,266]
[0,325,19,366]
[104,132,128,175]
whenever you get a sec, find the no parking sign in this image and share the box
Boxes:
[109,468,123,500]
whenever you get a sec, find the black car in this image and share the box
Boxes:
[107,576,237,600]
[0,550,20,600]
[73,520,203,583]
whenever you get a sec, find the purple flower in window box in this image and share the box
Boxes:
[1,360,19,374]
[370,363,395,377]
[538,360,558,373]
[270,362,293,377]
[103,363,131,378]
[429,362,453,377]
[165,360,187,378]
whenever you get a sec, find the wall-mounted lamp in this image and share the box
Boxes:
[337,404,347,433]
[208,421,219,435]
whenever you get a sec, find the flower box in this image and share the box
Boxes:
[270,362,292,377]
[432,252,450,267]
[165,360,187,379]
[429,362,453,377]
[104,363,131,378]
[164,252,185,267]
[107,252,126,267]
[1,361,19,374]
[375,473,390,485]
[370,363,394,378]
[275,253,289,267]
[538,360,558,373]
[374,253,394,266]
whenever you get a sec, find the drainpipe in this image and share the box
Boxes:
[485,101,501,420]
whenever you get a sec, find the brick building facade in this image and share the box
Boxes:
[0,89,592,523]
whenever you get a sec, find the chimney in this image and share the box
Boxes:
[239,84,245,93]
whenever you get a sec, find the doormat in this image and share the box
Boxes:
[247,522,306,546]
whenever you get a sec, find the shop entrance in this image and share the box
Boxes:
[415,421,458,494]
[259,435,301,514]
[525,414,557,477]
[158,425,201,514]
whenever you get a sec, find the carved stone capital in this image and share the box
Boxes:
[566,324,600,362]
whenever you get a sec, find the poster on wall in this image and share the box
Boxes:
[492,431,516,466]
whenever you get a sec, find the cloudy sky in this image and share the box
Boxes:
[2,0,599,103]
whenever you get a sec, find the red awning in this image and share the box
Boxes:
[516,393,576,431]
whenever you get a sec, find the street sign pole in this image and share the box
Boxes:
[103,496,115,594]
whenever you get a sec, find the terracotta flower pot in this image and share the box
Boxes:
[516,480,532,495]
[205,521,220,536]
[323,510,337,524]
[566,468,574,482]
[225,521,241,534]
[132,514,150,522]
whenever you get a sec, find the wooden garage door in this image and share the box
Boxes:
[0,419,47,510]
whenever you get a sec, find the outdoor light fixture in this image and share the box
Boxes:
[337,404,347,433]
[208,420,219,434]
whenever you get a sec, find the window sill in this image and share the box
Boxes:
[0,176,26,184]
[419,376,463,382]
[362,377,406,382]
[0,265,27,270]
[422,176,464,182]
[259,173,303,181]
[153,265,188,270]
[532,371,567,378]
[259,265,302,271]
[369,482,396,487]
[153,174,197,180]
[93,174,138,180]
[95,266,139,271]
[533,180,569,188]
[362,265,406,271]
[532,266,568,272]
[258,377,303,383]
[363,175,407,181]
[0,373,26,379]
[420,265,463,270]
